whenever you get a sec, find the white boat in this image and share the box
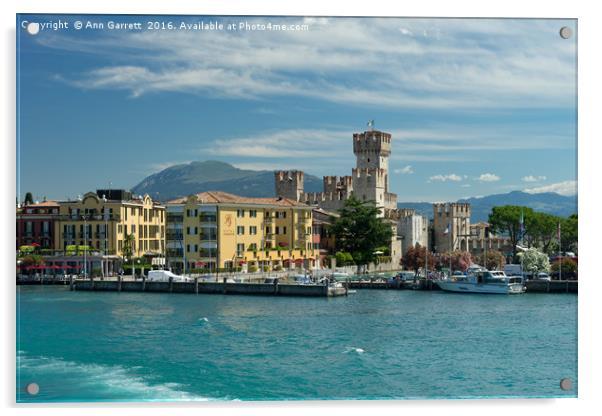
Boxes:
[436,269,526,294]
[147,269,194,283]
[331,271,351,280]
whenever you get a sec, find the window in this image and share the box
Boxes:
[282,226,287,235]
[237,226,245,235]
[275,226,280,235]
[250,226,257,235]
[249,243,257,250]
[236,243,245,256]
[237,209,244,218]
[249,210,257,218]
[266,226,271,235]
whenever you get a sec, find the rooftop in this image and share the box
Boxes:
[167,191,310,208]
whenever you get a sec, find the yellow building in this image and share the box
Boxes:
[165,191,316,273]
[53,190,165,258]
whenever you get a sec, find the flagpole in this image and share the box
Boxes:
[559,221,562,281]
[449,220,452,276]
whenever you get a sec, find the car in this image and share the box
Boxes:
[536,272,551,281]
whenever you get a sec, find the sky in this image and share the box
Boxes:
[16,15,577,202]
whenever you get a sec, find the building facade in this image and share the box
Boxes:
[397,211,429,256]
[165,191,317,273]
[468,222,513,257]
[432,203,472,253]
[16,201,59,250]
[53,190,165,258]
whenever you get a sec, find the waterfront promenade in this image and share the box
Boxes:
[16,273,578,294]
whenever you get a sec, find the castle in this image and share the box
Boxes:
[274,129,403,265]
[273,128,502,263]
[275,130,398,214]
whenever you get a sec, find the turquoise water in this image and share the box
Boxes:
[16,286,577,402]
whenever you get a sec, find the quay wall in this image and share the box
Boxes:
[72,279,338,297]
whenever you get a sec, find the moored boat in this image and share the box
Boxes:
[436,269,526,294]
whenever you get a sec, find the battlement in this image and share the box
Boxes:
[274,170,304,201]
[323,175,353,194]
[395,208,417,218]
[353,130,392,156]
[433,202,471,218]
[275,170,304,182]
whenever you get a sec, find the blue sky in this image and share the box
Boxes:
[16,15,577,202]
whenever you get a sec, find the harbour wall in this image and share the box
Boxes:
[71,278,344,297]
[347,279,578,293]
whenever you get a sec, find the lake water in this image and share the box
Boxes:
[16,286,577,402]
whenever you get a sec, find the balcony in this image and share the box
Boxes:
[199,215,217,225]
[200,232,217,242]
[166,232,184,240]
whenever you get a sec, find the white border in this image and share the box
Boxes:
[2,1,600,416]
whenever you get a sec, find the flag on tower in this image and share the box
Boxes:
[519,209,525,239]
[444,222,450,235]
[367,120,374,129]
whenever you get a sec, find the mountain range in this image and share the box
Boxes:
[397,191,577,222]
[131,160,577,221]
[131,160,323,200]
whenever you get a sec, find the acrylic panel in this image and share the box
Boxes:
[16,14,578,402]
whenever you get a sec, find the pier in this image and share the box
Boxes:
[68,277,348,297]
[346,278,577,293]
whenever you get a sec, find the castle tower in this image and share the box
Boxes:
[432,203,472,253]
[353,130,392,192]
[274,170,304,201]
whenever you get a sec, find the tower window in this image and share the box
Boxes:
[367,158,370,163]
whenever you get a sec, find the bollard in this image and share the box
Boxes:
[141,275,146,292]
[223,277,227,294]
[90,275,95,291]
[195,277,199,294]
[273,278,279,295]
[117,274,122,292]
[169,276,173,293]
[344,280,348,296]
[69,275,74,291]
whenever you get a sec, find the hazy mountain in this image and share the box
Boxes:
[131,160,323,201]
[398,191,577,222]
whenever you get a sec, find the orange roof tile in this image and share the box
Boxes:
[167,191,310,207]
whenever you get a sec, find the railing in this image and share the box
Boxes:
[58,214,122,221]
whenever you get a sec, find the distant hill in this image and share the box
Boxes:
[131,160,323,201]
[398,191,577,222]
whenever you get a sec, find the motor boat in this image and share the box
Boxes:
[436,269,526,294]
[147,269,194,283]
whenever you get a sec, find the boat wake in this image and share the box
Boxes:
[17,351,211,402]
[342,346,365,354]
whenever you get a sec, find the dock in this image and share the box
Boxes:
[347,279,578,293]
[68,277,348,297]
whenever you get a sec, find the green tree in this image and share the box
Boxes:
[335,251,354,266]
[526,212,560,254]
[518,248,550,274]
[24,192,34,205]
[560,214,578,254]
[329,196,392,272]
[488,205,534,262]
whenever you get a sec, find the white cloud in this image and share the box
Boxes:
[394,165,414,174]
[429,174,462,182]
[524,180,577,196]
[522,175,547,182]
[477,173,501,182]
[41,18,576,110]
[203,128,350,159]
